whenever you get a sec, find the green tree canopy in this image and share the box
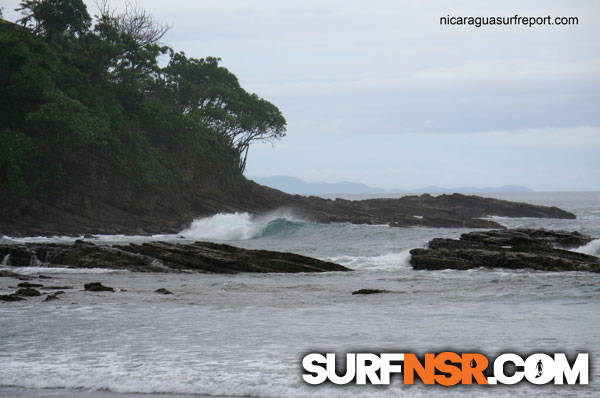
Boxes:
[17,0,91,40]
[0,1,286,204]
[165,53,286,171]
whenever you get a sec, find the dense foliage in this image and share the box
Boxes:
[0,0,286,204]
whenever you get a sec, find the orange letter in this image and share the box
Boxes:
[461,353,489,385]
[404,353,435,384]
[434,352,462,386]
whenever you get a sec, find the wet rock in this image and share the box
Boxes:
[1,190,576,236]
[154,288,173,295]
[84,282,115,292]
[17,282,43,288]
[292,193,576,228]
[410,229,599,273]
[44,293,61,301]
[352,288,391,295]
[120,241,350,274]
[0,270,30,280]
[0,294,26,301]
[40,286,72,290]
[14,287,42,297]
[0,241,350,274]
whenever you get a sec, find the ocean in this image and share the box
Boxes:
[1,192,599,397]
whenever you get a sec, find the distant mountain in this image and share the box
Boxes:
[251,175,386,195]
[251,175,533,195]
[413,185,534,194]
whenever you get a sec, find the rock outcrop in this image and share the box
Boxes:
[0,240,349,274]
[17,282,43,288]
[14,287,42,296]
[291,192,575,229]
[0,270,30,280]
[1,184,576,236]
[0,294,26,301]
[410,229,599,272]
[84,282,115,292]
[352,288,391,295]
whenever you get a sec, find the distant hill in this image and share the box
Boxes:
[251,175,386,195]
[413,185,534,194]
[251,175,532,195]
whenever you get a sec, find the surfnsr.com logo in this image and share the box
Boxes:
[302,352,589,385]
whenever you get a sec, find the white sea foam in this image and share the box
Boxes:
[1,253,10,266]
[573,238,600,256]
[4,266,126,275]
[330,250,412,271]
[179,209,306,241]
[1,234,85,244]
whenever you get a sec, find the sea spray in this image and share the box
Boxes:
[574,239,600,257]
[1,253,11,267]
[329,250,413,271]
[179,210,307,241]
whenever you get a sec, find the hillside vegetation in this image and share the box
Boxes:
[0,1,577,236]
[0,0,286,234]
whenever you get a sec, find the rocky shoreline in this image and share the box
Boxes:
[0,240,349,274]
[410,229,599,273]
[1,186,576,236]
[1,228,598,304]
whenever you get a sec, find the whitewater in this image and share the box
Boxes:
[1,192,599,397]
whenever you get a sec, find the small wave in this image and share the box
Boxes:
[0,236,17,244]
[573,238,600,256]
[330,250,412,271]
[179,210,307,241]
[1,235,84,244]
[3,266,125,275]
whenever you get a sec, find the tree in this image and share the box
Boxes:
[164,53,286,171]
[95,0,169,47]
[17,0,91,40]
[92,0,169,103]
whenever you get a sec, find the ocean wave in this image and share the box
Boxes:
[0,266,126,275]
[179,210,308,241]
[1,234,86,244]
[573,238,600,256]
[329,250,412,271]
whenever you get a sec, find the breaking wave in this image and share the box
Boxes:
[179,210,308,241]
[2,266,125,275]
[573,239,600,256]
[329,250,412,271]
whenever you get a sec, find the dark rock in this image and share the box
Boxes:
[0,188,576,236]
[17,282,43,288]
[14,287,42,297]
[154,288,173,295]
[43,293,61,301]
[84,282,115,292]
[0,270,30,280]
[0,241,350,274]
[290,192,575,228]
[352,288,391,295]
[0,294,26,301]
[410,229,599,273]
[38,275,52,279]
[120,241,350,273]
[40,286,72,290]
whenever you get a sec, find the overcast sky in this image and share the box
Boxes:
[3,0,599,190]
